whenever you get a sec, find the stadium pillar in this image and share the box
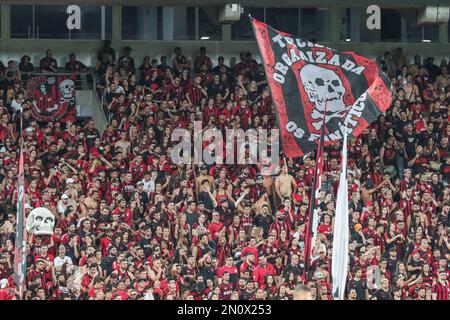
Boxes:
[112,6,122,41]
[439,23,448,44]
[329,7,340,42]
[1,4,10,40]
[162,7,187,40]
[223,24,231,41]
[350,8,360,42]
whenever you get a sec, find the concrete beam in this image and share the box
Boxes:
[112,5,121,41]
[439,23,448,44]
[2,0,448,8]
[1,4,10,40]
[329,7,340,42]
[222,24,231,41]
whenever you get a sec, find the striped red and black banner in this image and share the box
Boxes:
[303,106,326,274]
[251,17,392,158]
[14,144,27,299]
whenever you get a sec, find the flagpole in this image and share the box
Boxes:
[303,95,328,278]
[14,105,27,300]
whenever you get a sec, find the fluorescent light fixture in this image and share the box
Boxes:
[200,36,210,40]
[345,38,351,42]
[422,39,431,42]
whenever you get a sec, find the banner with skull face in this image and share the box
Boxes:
[26,207,55,236]
[26,75,76,122]
[251,18,392,158]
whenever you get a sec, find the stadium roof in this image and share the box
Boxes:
[4,0,450,8]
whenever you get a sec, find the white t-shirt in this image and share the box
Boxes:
[11,99,23,113]
[142,178,155,195]
[54,255,73,270]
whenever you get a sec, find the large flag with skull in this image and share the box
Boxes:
[26,75,77,122]
[251,18,392,157]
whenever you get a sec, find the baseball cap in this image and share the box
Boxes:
[0,279,8,289]
[66,178,75,184]
[26,127,34,132]
[61,194,69,199]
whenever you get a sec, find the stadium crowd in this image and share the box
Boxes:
[0,42,449,300]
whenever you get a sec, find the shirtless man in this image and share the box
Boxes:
[403,74,420,102]
[84,188,99,210]
[274,165,296,204]
[361,180,387,205]
[195,164,215,196]
[115,131,131,158]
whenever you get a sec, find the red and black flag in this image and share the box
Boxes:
[14,143,27,299]
[26,75,77,123]
[303,100,327,275]
[251,17,392,158]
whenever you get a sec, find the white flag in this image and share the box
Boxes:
[331,131,350,300]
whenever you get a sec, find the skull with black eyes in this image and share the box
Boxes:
[300,64,347,130]
[26,207,55,235]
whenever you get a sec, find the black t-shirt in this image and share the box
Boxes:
[430,181,443,197]
[408,259,423,277]
[386,257,399,275]
[206,81,224,98]
[254,214,273,237]
[198,191,214,212]
[373,289,392,300]
[41,151,59,170]
[418,130,431,146]
[139,237,152,257]
[239,290,255,300]
[19,62,34,73]
[64,244,78,264]
[199,265,215,283]
[185,211,199,229]
[349,278,367,300]
[403,132,417,159]
[83,128,100,149]
[101,256,115,275]
[216,204,235,227]
[283,264,302,279]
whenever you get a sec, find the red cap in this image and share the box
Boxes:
[367,201,373,207]
[91,150,101,158]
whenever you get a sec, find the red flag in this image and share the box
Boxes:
[303,99,327,276]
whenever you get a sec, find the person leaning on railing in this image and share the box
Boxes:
[40,49,58,74]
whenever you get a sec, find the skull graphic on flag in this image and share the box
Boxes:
[300,64,347,131]
[26,75,76,122]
